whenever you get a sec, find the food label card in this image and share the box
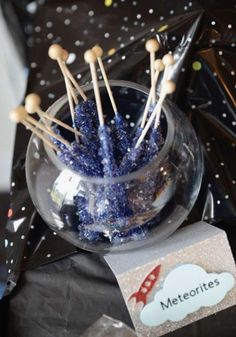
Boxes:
[105,222,236,337]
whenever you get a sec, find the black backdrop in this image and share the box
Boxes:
[0,1,236,336]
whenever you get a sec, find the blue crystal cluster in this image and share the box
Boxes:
[51,100,164,246]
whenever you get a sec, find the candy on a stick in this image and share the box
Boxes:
[84,49,117,177]
[25,93,82,138]
[92,45,131,156]
[145,39,160,104]
[9,106,59,151]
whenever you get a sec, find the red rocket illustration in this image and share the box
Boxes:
[128,264,161,306]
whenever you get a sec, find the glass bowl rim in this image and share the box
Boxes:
[26,80,175,184]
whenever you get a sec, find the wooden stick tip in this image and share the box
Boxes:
[145,39,160,53]
[162,53,175,66]
[9,106,27,123]
[25,93,41,113]
[48,44,63,60]
[154,59,164,72]
[163,80,176,94]
[92,45,103,58]
[84,49,97,63]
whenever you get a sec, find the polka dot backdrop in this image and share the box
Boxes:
[3,0,236,299]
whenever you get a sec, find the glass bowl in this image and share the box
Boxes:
[26,80,203,253]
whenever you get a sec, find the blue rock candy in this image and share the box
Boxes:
[98,125,118,177]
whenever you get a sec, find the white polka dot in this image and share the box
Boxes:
[30,225,35,229]
[191,105,196,109]
[160,16,164,21]
[47,33,53,39]
[104,32,110,38]
[21,235,25,240]
[215,174,220,178]
[149,8,154,14]
[211,21,216,26]
[11,182,15,187]
[53,232,57,235]
[231,43,235,47]
[27,241,31,245]
[46,21,53,28]
[48,93,55,99]
[64,19,71,26]
[10,242,13,247]
[10,259,14,264]
[66,53,76,64]
[189,1,193,6]
[8,269,11,274]
[220,162,225,166]
[141,287,147,293]
[72,5,78,11]
[222,113,227,118]
[40,80,46,86]
[123,16,128,21]
[46,254,51,258]
[121,55,126,60]
[231,71,235,76]
[208,183,212,188]
[170,10,174,14]
[41,236,46,241]
[31,62,37,68]
[130,36,135,40]
[184,6,188,10]
[232,121,236,126]
[217,200,221,204]
[137,14,141,19]
[228,24,232,29]
[125,114,130,119]
[88,10,94,16]
[225,195,229,199]
[56,6,63,13]
[35,26,41,32]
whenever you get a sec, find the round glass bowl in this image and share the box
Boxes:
[26,80,203,253]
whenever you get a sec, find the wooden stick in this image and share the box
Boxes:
[92,45,118,115]
[140,59,164,128]
[61,49,87,101]
[25,93,82,140]
[26,115,71,147]
[9,106,58,152]
[145,39,160,104]
[23,120,59,151]
[84,49,104,127]
[135,80,176,148]
[48,44,78,118]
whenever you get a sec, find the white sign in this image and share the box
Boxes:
[140,264,235,326]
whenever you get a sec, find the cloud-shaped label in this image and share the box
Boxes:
[140,264,234,326]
